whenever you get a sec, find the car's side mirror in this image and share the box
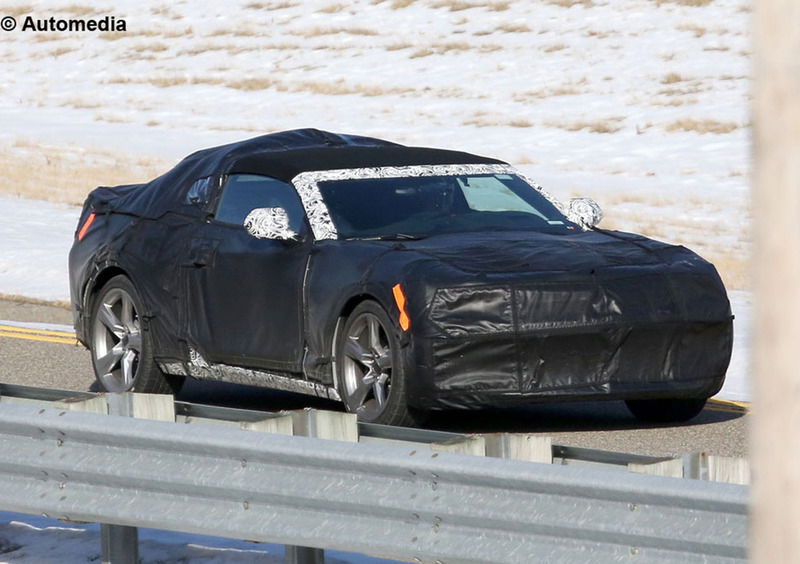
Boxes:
[566,197,603,229]
[244,207,300,241]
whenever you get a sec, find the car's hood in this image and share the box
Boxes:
[391,229,688,276]
[356,229,731,332]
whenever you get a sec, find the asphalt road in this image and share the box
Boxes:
[0,297,748,458]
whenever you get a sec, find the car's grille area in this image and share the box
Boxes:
[428,272,729,338]
[424,272,732,396]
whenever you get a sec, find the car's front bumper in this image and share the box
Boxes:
[403,271,733,410]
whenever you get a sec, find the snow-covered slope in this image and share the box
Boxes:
[0,0,751,287]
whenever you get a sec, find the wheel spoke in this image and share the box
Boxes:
[349,379,371,409]
[373,380,386,407]
[127,332,142,352]
[121,294,135,331]
[98,304,125,338]
[344,337,371,365]
[367,317,381,352]
[96,346,123,376]
[375,352,392,371]
[121,349,137,388]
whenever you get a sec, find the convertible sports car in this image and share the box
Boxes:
[69,129,733,426]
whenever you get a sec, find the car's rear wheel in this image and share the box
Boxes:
[336,301,416,426]
[625,397,707,423]
[90,275,182,394]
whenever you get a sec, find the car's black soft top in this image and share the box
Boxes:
[87,129,505,219]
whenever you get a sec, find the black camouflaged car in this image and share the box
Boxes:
[69,129,733,426]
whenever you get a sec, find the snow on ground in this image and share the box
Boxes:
[0,512,400,564]
[0,0,751,287]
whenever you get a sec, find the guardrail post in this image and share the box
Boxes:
[485,433,552,463]
[101,524,139,564]
[285,409,358,564]
[432,434,487,456]
[628,457,684,478]
[101,393,175,564]
[683,452,709,480]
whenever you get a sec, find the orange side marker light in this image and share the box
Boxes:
[77,212,96,241]
[392,283,411,331]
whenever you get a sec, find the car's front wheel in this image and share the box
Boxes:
[90,275,182,394]
[335,301,416,426]
[625,397,707,423]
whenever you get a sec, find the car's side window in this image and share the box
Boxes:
[214,174,307,232]
[185,176,218,206]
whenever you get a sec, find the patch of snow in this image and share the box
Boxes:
[0,512,400,563]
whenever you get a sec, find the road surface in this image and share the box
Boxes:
[0,297,747,458]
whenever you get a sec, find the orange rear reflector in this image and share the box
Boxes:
[392,283,411,331]
[77,212,96,241]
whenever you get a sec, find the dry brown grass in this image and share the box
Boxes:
[409,47,431,58]
[4,4,32,17]
[546,0,593,6]
[514,78,587,101]
[226,77,280,91]
[105,75,227,88]
[651,97,698,107]
[409,42,472,58]
[293,26,379,37]
[548,117,625,134]
[463,116,534,128]
[244,1,298,9]
[61,97,101,110]
[93,113,132,124]
[543,43,567,52]
[666,118,739,134]
[0,293,71,310]
[651,0,712,5]
[47,47,75,57]
[429,0,481,10]
[318,3,348,12]
[661,72,688,84]
[386,42,413,50]
[677,23,707,38]
[31,33,68,43]
[59,4,102,16]
[136,42,170,53]
[98,32,127,41]
[295,80,413,97]
[488,2,511,10]
[390,0,415,7]
[0,139,171,206]
[495,22,531,33]
[584,29,614,39]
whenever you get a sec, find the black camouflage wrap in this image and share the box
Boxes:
[69,129,733,411]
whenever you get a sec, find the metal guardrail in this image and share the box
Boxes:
[0,398,747,563]
[0,383,689,468]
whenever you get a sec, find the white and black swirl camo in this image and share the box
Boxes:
[243,207,297,240]
[565,197,604,229]
[292,164,570,240]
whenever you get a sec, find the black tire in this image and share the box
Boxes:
[625,397,707,423]
[89,275,183,394]
[335,300,417,426]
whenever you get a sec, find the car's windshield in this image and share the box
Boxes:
[317,173,576,239]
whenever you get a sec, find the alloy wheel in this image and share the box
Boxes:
[341,312,394,420]
[92,287,143,392]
